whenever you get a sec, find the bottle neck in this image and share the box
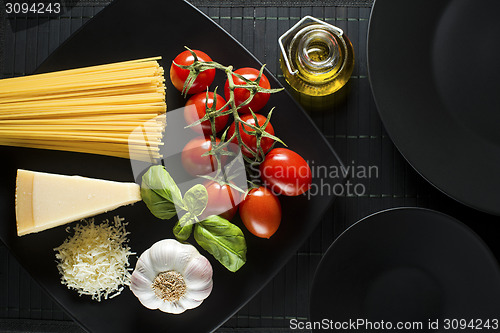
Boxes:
[297,27,341,74]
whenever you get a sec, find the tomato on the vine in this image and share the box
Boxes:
[259,148,312,196]
[224,67,270,114]
[181,137,226,177]
[227,113,275,158]
[184,92,229,135]
[200,181,240,221]
[170,50,215,94]
[239,186,281,239]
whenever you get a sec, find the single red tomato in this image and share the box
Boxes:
[184,92,229,135]
[224,67,271,114]
[181,137,226,177]
[239,186,281,239]
[259,148,312,196]
[170,50,215,94]
[200,181,241,221]
[227,114,275,158]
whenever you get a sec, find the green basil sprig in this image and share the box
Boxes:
[141,165,247,272]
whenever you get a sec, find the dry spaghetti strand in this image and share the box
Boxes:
[0,57,166,161]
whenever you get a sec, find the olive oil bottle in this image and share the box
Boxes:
[279,16,354,97]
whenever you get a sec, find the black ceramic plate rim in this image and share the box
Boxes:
[365,2,449,210]
[2,0,346,331]
[309,206,500,321]
[366,1,454,212]
[366,0,500,216]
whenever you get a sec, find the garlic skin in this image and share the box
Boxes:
[130,239,213,314]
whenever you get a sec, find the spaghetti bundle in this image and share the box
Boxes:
[0,57,166,161]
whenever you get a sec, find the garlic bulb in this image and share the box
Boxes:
[130,239,213,314]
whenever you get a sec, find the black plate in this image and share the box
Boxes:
[310,208,500,332]
[0,0,344,332]
[368,0,500,215]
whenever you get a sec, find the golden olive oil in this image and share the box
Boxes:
[279,17,354,97]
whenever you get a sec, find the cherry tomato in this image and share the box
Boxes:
[227,114,275,158]
[224,67,271,114]
[170,50,215,94]
[239,186,281,239]
[181,137,226,177]
[200,181,240,221]
[184,92,229,135]
[259,148,312,196]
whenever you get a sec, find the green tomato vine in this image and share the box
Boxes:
[173,47,286,190]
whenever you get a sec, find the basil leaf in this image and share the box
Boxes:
[183,184,208,216]
[194,215,247,272]
[141,165,183,219]
[140,191,177,219]
[173,218,193,242]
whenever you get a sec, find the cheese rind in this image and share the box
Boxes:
[15,169,141,236]
[15,170,35,233]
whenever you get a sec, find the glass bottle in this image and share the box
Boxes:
[279,16,354,97]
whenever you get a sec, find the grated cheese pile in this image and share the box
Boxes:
[54,215,134,301]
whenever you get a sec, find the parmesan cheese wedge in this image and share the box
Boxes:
[15,169,141,236]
